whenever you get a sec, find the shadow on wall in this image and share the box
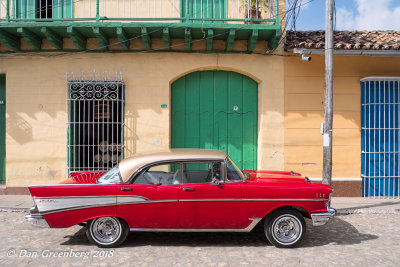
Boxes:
[6,112,33,145]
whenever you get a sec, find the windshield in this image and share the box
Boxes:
[97,166,123,184]
[226,157,245,182]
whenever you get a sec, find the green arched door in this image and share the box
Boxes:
[171,70,258,170]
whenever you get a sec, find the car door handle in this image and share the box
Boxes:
[183,187,195,192]
[121,187,133,192]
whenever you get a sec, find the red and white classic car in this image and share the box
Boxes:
[26,149,335,248]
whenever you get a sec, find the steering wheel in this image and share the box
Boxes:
[206,164,220,182]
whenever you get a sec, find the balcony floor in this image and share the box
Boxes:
[0,22,282,53]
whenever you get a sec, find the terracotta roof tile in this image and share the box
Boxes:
[285,30,400,50]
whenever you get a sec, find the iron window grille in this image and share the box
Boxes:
[361,77,400,198]
[66,72,125,175]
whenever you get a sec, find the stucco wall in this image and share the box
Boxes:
[284,54,400,179]
[1,52,284,186]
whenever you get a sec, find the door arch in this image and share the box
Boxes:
[171,70,258,170]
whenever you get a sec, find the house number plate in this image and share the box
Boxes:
[0,100,4,105]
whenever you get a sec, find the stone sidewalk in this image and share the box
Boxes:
[1,195,400,214]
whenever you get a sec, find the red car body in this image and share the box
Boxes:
[26,149,335,248]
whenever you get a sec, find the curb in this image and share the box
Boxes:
[0,208,29,213]
[336,209,400,215]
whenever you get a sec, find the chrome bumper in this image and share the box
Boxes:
[311,207,336,226]
[25,214,49,228]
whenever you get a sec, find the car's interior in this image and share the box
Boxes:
[132,162,222,185]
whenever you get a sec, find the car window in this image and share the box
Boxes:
[97,166,122,184]
[182,162,222,184]
[226,158,244,182]
[133,163,181,186]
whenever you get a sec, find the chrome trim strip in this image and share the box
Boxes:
[116,195,149,204]
[34,196,117,214]
[33,195,117,199]
[39,203,117,215]
[179,199,241,202]
[130,218,262,233]
[28,184,113,187]
[243,198,325,202]
[40,200,179,215]
[32,195,326,215]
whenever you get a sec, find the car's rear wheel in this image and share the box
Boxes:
[86,217,129,248]
[264,209,305,248]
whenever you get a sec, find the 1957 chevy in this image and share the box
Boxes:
[26,149,335,248]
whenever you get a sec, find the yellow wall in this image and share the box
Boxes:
[1,51,284,186]
[284,54,400,178]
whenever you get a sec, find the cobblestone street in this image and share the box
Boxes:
[0,212,399,267]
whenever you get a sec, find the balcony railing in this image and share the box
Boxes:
[0,0,279,24]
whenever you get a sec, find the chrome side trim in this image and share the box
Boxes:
[28,184,112,187]
[243,198,326,202]
[116,195,150,204]
[34,196,117,214]
[130,218,262,233]
[179,198,241,202]
[31,195,327,216]
[33,195,117,199]
[38,203,117,215]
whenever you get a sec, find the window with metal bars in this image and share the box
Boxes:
[14,0,73,19]
[361,77,400,198]
[67,74,125,174]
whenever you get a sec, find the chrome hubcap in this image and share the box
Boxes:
[91,217,121,244]
[272,215,302,245]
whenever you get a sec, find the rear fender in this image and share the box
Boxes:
[28,184,119,228]
[43,207,129,228]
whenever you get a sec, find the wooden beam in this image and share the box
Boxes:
[268,29,282,50]
[163,28,170,50]
[67,26,86,50]
[41,27,62,50]
[185,28,191,51]
[247,29,258,53]
[206,29,213,51]
[226,29,235,52]
[93,27,108,50]
[141,27,151,50]
[116,27,129,50]
[17,28,41,50]
[0,30,20,51]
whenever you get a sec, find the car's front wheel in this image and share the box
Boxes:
[264,209,306,248]
[86,217,129,248]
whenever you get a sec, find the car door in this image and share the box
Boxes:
[178,161,242,229]
[117,162,181,228]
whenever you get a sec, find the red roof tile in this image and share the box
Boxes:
[285,30,400,50]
